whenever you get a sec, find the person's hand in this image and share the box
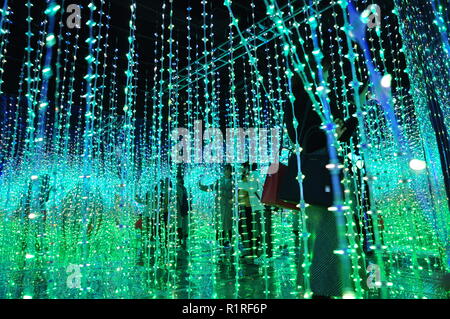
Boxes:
[359,83,370,106]
[135,194,145,205]
[335,118,347,140]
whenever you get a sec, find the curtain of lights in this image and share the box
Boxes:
[0,0,448,299]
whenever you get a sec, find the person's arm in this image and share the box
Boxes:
[135,194,147,205]
[198,177,216,192]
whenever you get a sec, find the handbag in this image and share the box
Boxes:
[278,123,344,207]
[261,162,299,211]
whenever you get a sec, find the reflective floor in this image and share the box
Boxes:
[0,246,447,299]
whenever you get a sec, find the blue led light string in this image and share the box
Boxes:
[337,0,388,298]
[0,0,9,34]
[34,1,60,163]
[0,1,11,96]
[49,0,65,158]
[62,30,80,160]
[0,4,12,168]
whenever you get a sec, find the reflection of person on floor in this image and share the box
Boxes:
[135,178,171,265]
[176,171,189,248]
[154,179,171,242]
[198,165,234,247]
[217,165,233,245]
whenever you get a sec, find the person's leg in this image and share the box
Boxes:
[180,214,188,248]
[306,205,342,297]
[238,205,253,254]
[305,205,325,259]
[255,208,271,259]
[265,208,273,257]
[245,206,254,254]
[250,208,260,258]
[221,206,232,246]
[238,205,248,251]
[177,212,183,245]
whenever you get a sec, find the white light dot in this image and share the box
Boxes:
[343,291,356,299]
[409,159,426,171]
[381,74,392,88]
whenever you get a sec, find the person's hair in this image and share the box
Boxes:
[176,165,184,179]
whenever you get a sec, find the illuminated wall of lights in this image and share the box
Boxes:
[0,0,448,299]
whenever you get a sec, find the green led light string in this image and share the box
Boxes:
[24,17,47,158]
[307,2,361,297]
[27,20,45,154]
[6,59,25,172]
[34,1,60,162]
[259,1,331,298]
[151,0,168,292]
[320,2,366,298]
[336,1,389,298]
[0,0,10,38]
[49,0,66,162]
[89,0,106,161]
[121,0,137,210]
[78,2,100,297]
[201,0,211,128]
[46,2,68,297]
[208,0,220,130]
[19,1,61,300]
[224,9,242,298]
[260,0,390,300]
[166,0,179,292]
[58,27,78,159]
[329,5,369,298]
[262,2,322,298]
[96,6,112,170]
[431,0,450,59]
